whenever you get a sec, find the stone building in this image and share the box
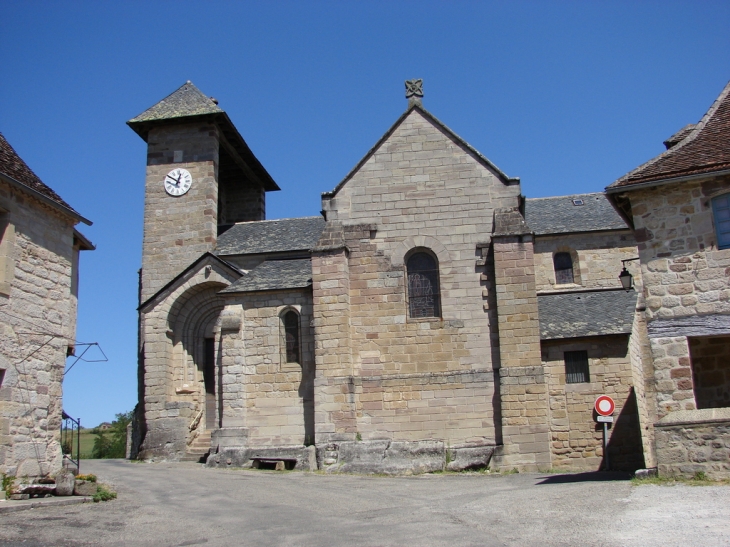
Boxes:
[0,133,93,478]
[130,81,649,473]
[607,80,730,478]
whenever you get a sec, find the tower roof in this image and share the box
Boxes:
[128,81,223,126]
[127,82,280,192]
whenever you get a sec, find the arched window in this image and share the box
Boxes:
[282,310,300,364]
[553,252,574,285]
[406,251,441,318]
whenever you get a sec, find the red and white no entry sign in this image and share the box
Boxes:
[595,395,615,416]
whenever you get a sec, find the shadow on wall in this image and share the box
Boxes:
[603,387,645,472]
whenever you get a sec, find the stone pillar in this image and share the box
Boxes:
[491,208,551,471]
[218,305,245,429]
[311,222,356,443]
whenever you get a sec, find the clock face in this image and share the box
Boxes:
[164,168,192,196]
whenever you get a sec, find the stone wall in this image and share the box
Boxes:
[312,107,518,452]
[137,258,240,460]
[0,181,78,477]
[654,409,730,479]
[491,227,551,471]
[632,176,730,322]
[542,335,645,471]
[218,181,265,225]
[220,290,314,446]
[533,231,639,292]
[141,123,219,302]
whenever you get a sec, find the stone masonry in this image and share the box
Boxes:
[491,208,550,471]
[0,135,92,479]
[131,82,651,474]
[141,123,220,302]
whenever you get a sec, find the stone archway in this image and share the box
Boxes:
[168,282,226,433]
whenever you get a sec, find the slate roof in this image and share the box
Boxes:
[127,82,280,192]
[608,80,730,189]
[128,81,223,125]
[216,217,326,256]
[538,290,638,340]
[221,258,312,293]
[525,193,628,235]
[0,133,90,224]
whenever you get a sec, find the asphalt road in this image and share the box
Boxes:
[1,460,729,547]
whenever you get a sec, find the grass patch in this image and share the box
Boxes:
[93,484,117,502]
[632,472,730,487]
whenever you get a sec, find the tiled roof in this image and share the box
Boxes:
[128,81,223,124]
[525,193,627,235]
[608,80,730,189]
[220,258,312,293]
[537,290,638,340]
[0,132,80,215]
[216,217,326,256]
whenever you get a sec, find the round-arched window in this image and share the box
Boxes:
[283,310,300,363]
[406,252,441,318]
[553,252,574,285]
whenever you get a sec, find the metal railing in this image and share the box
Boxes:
[61,411,80,474]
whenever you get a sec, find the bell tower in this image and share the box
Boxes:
[128,81,280,302]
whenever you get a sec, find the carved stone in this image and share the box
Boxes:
[404,79,423,99]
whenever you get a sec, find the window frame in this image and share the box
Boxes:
[553,252,575,285]
[564,350,590,384]
[405,249,442,320]
[711,193,730,250]
[280,308,301,370]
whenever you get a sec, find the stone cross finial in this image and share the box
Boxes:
[405,79,424,99]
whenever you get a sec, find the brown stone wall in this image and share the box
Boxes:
[313,108,518,447]
[492,235,550,470]
[655,414,730,479]
[219,290,315,446]
[542,335,645,471]
[141,123,220,302]
[0,181,78,477]
[632,176,730,321]
[218,182,265,225]
[534,232,639,292]
[137,260,241,460]
[689,335,730,409]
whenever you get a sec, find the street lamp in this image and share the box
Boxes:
[619,257,640,291]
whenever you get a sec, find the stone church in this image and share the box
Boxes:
[129,80,651,473]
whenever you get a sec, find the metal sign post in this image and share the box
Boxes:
[595,396,615,472]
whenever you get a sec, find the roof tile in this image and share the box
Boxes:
[221,258,312,293]
[128,81,222,124]
[216,217,326,256]
[0,133,79,215]
[609,80,730,188]
[525,193,627,235]
[538,290,638,340]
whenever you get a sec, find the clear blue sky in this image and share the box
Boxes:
[1,1,729,427]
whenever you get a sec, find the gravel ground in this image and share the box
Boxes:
[0,459,728,547]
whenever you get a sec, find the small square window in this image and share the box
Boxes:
[564,351,589,384]
[572,199,584,206]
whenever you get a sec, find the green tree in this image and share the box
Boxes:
[92,411,133,459]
